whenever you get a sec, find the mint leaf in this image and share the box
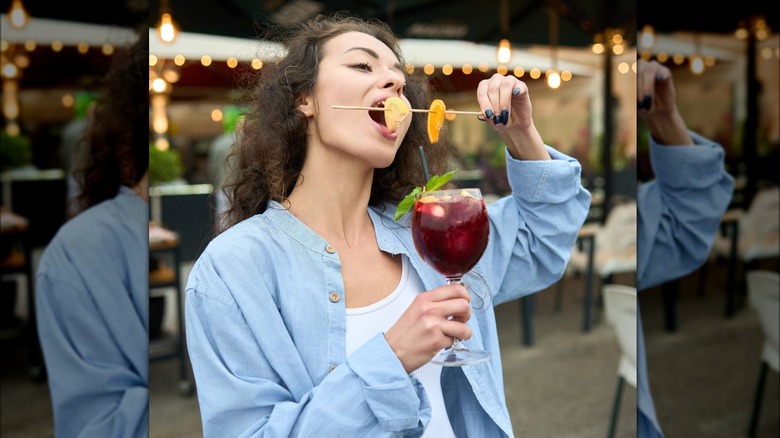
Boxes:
[425,170,456,191]
[394,186,422,222]
[393,170,458,222]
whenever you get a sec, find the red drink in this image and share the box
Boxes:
[411,190,489,280]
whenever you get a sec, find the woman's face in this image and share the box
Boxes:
[301,31,411,169]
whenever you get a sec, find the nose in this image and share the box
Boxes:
[381,69,406,94]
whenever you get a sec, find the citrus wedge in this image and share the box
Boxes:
[427,99,446,144]
[383,96,409,133]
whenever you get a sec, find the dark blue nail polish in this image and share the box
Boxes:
[513,87,521,96]
[637,100,644,110]
[642,95,651,110]
[485,108,494,119]
[493,115,501,125]
[500,108,509,125]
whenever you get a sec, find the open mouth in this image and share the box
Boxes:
[369,102,386,127]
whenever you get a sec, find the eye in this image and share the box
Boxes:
[349,62,373,72]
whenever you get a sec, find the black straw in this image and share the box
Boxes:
[418,145,431,183]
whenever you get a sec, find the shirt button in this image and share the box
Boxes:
[325,244,335,254]
[329,292,340,303]
[329,365,337,373]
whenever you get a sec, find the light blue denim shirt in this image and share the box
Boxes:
[185,146,591,437]
[636,132,735,437]
[35,186,149,438]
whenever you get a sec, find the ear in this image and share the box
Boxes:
[296,93,314,117]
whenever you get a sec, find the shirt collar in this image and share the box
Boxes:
[263,200,412,258]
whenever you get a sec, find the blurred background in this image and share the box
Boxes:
[0,0,776,437]
[636,1,779,437]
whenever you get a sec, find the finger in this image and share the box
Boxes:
[637,62,658,109]
[496,75,517,126]
[440,319,473,341]
[424,283,470,303]
[486,76,503,125]
[476,79,495,120]
[433,298,472,322]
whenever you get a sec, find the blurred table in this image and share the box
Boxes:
[663,208,744,332]
[1,207,45,381]
[721,208,743,318]
[149,183,214,263]
[1,169,66,248]
[519,222,600,347]
[578,223,600,332]
[149,221,193,396]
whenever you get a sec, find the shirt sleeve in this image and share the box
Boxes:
[636,131,735,290]
[185,275,430,438]
[35,250,148,438]
[479,146,591,305]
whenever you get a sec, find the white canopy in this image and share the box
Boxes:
[0,15,137,46]
[148,29,599,76]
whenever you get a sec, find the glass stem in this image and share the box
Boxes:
[446,276,467,351]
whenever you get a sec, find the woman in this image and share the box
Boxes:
[35,30,149,437]
[185,14,590,437]
[635,59,734,437]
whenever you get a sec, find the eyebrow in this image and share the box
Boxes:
[343,46,403,73]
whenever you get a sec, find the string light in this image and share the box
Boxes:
[639,24,656,54]
[497,39,512,64]
[496,0,511,64]
[6,0,29,30]
[155,0,180,44]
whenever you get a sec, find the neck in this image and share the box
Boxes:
[286,151,375,246]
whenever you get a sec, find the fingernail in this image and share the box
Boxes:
[493,115,501,125]
[485,108,494,119]
[513,87,521,96]
[477,115,486,122]
[637,100,644,110]
[642,95,652,110]
[655,73,667,81]
[500,108,509,125]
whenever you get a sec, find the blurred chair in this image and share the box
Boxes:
[711,185,779,264]
[704,185,779,316]
[746,270,779,438]
[559,201,637,331]
[602,283,637,438]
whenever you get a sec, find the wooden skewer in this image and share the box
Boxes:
[331,105,482,116]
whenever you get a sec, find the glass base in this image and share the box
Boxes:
[430,344,492,367]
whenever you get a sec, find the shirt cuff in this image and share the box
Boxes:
[505,145,583,204]
[345,334,431,432]
[649,131,728,189]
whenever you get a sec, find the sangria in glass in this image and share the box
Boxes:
[411,188,491,366]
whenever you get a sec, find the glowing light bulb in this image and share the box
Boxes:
[690,55,704,74]
[497,39,512,64]
[546,69,561,89]
[8,0,29,30]
[156,13,178,44]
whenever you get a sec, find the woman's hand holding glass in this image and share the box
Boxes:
[383,283,472,373]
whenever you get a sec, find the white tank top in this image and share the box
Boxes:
[345,254,456,438]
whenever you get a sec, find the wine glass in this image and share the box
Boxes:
[411,188,491,366]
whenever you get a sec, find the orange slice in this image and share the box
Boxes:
[383,96,409,133]
[427,99,446,144]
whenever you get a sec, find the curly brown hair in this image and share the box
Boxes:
[73,30,149,215]
[217,13,452,235]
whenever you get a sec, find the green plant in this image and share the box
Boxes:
[0,131,32,170]
[149,143,184,184]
